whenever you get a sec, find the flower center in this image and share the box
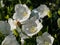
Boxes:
[14,20,21,26]
[30,26,36,33]
[23,12,28,17]
[44,41,49,45]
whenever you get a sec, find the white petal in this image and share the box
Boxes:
[21,38,25,45]
[42,32,54,44]
[1,34,19,45]
[8,18,16,30]
[0,21,11,35]
[36,36,45,45]
[22,20,37,36]
[36,4,50,18]
[28,20,43,36]
[19,32,29,39]
[36,32,54,45]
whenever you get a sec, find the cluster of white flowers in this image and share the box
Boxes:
[0,4,54,45]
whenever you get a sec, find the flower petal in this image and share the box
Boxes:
[36,32,54,45]
[36,36,45,45]
[8,18,16,30]
[42,32,54,44]
[0,21,11,35]
[36,4,50,18]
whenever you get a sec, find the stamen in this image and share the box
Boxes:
[30,26,36,33]
[23,12,27,16]
[14,20,21,27]
[44,41,49,45]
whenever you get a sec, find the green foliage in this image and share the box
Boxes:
[0,32,5,45]
[24,37,37,45]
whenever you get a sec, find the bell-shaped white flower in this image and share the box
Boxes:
[36,32,54,45]
[13,4,31,24]
[0,21,11,35]
[22,17,43,37]
[36,4,50,18]
[57,18,60,28]
[1,34,19,45]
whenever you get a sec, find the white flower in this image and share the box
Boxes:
[36,4,50,18]
[22,17,43,37]
[36,32,54,45]
[57,18,60,28]
[0,21,11,35]
[1,34,19,45]
[13,4,31,24]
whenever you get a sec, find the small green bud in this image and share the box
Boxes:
[47,10,52,18]
[12,29,19,37]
